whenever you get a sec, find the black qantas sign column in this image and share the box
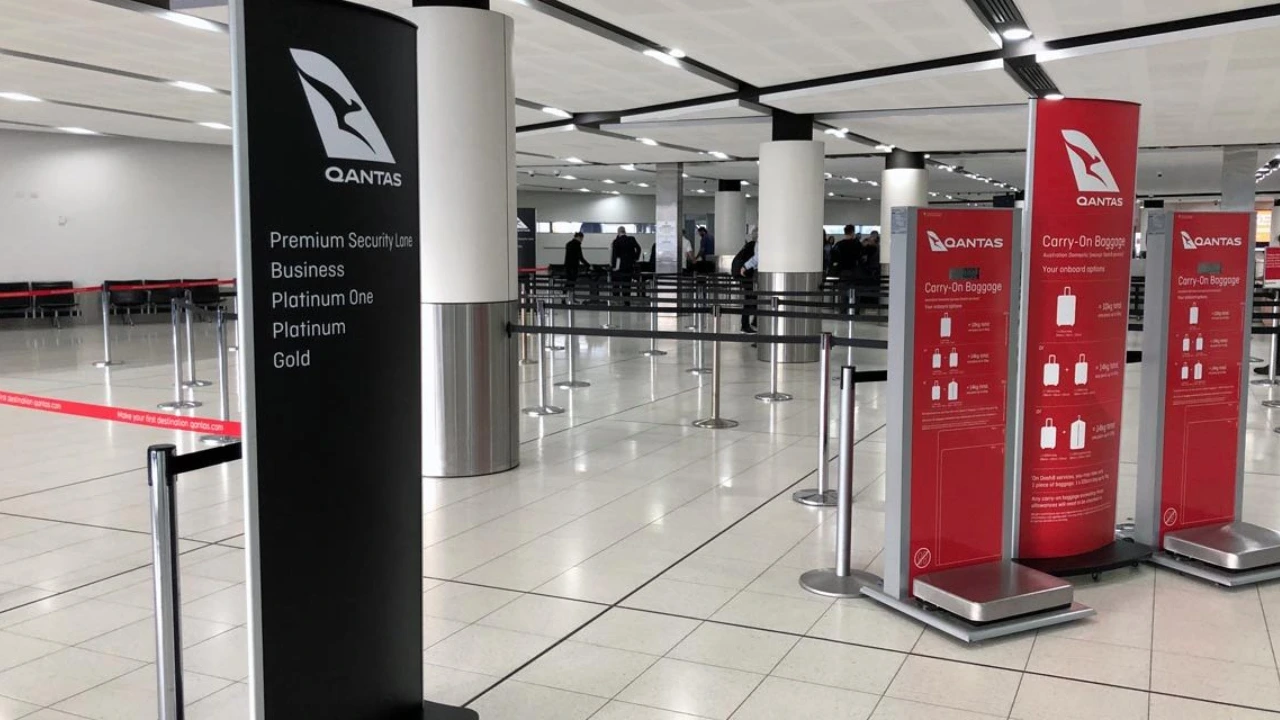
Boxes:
[230,1,437,718]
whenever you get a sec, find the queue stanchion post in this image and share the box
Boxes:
[546,293,566,352]
[522,300,564,417]
[519,303,537,366]
[844,287,856,373]
[180,293,212,388]
[91,284,124,368]
[602,274,618,329]
[1253,333,1280,388]
[556,305,590,390]
[793,332,838,507]
[686,276,701,331]
[148,444,185,720]
[158,304,201,410]
[756,297,793,403]
[687,304,711,375]
[641,291,667,358]
[201,309,239,446]
[693,305,738,429]
[800,365,881,597]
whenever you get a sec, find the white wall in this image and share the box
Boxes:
[0,129,235,286]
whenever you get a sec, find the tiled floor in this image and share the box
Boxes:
[2,312,1280,719]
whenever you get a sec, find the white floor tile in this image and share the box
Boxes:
[1010,674,1150,720]
[423,624,555,678]
[1150,651,1280,711]
[616,659,764,720]
[591,700,713,719]
[1026,635,1151,690]
[806,599,923,652]
[0,647,143,706]
[730,676,878,720]
[476,594,603,639]
[885,655,1021,717]
[469,680,606,720]
[668,623,797,675]
[516,640,658,697]
[771,638,905,695]
[708,591,830,635]
[1148,693,1280,719]
[574,609,700,656]
[423,664,496,708]
[870,697,1006,719]
[622,579,737,619]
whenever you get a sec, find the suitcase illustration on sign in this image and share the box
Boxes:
[1040,419,1057,450]
[1194,362,1203,380]
[1074,354,1089,386]
[1043,355,1060,387]
[947,380,958,401]
[1057,287,1077,326]
[1181,364,1189,381]
[949,349,959,368]
[1195,335,1204,351]
[1190,304,1200,325]
[932,349,941,369]
[1070,417,1087,450]
[1182,335,1190,353]
[940,313,952,338]
[931,382,941,401]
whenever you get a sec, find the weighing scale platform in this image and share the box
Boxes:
[1163,522,1280,571]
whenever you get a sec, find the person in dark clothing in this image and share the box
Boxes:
[732,232,759,333]
[610,226,643,305]
[854,231,882,314]
[563,232,592,298]
[831,225,862,312]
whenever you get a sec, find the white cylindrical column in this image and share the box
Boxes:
[714,184,746,256]
[880,151,929,268]
[408,4,518,477]
[759,140,824,362]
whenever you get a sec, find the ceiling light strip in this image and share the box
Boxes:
[0,47,231,96]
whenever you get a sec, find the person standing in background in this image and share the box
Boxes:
[832,225,862,312]
[611,226,642,305]
[696,226,715,262]
[562,232,592,296]
[733,229,759,334]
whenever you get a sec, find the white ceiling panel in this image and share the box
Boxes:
[605,118,875,159]
[517,127,708,164]
[516,104,558,126]
[0,99,228,144]
[769,65,1028,114]
[0,54,229,124]
[842,105,1029,152]
[1019,0,1277,41]
[561,0,999,86]
[1044,26,1280,147]
[0,0,230,90]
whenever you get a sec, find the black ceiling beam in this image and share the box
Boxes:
[1042,3,1280,54]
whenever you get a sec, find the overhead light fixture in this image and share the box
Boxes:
[682,172,689,178]
[745,193,752,198]
[159,11,222,32]
[643,49,681,67]
[1001,26,1034,41]
[847,177,859,183]
[740,180,750,186]
[637,137,659,146]
[708,151,729,160]
[946,194,954,200]
[561,175,577,180]
[541,106,572,118]
[875,144,894,152]
[824,128,847,138]
[578,188,591,193]
[602,179,615,184]
[0,92,40,102]
[564,157,585,164]
[198,121,231,130]
[668,49,686,59]
[1044,92,1065,101]
[866,180,879,187]
[637,182,650,188]
[696,188,706,193]
[929,192,939,197]
[610,190,621,195]
[620,164,637,171]
[58,127,97,135]
[828,192,835,197]
[824,172,833,179]
[169,80,216,93]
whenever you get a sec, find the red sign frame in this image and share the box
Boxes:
[1018,98,1141,559]
[1265,247,1280,284]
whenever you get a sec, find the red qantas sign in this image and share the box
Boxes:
[1265,247,1280,284]
[909,209,1013,583]
[1157,213,1250,539]
[1019,99,1141,559]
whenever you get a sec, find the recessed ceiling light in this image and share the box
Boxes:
[0,92,40,102]
[847,177,859,183]
[637,182,650,188]
[58,127,97,135]
[745,193,751,198]
[866,180,879,187]
[564,157,585,164]
[579,188,591,193]
[682,173,689,178]
[170,80,216,93]
[875,144,894,152]
[643,49,681,67]
[610,190,621,195]
[668,49,686,59]
[929,192,939,197]
[561,175,577,180]
[620,164,637,171]
[1044,92,1065,101]
[541,106,571,118]
[824,172,833,179]
[696,188,706,193]
[637,137,659,146]
[159,11,222,32]
[828,192,835,197]
[740,180,750,186]
[1001,27,1034,41]
[824,128,847,138]
[602,179,615,184]
[198,121,231,130]
[708,151,729,160]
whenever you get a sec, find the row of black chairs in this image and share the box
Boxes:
[103,279,225,326]
[0,281,79,327]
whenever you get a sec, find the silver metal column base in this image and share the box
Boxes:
[792,488,838,507]
[181,380,213,388]
[641,350,668,357]
[862,587,1095,643]
[755,392,793,403]
[800,569,882,598]
[92,360,123,368]
[522,405,564,417]
[158,401,201,410]
[692,417,738,429]
[686,367,712,375]
[200,435,238,446]
[1252,378,1280,386]
[556,380,590,389]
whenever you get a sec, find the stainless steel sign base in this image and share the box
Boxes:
[799,568,881,599]
[792,488,838,507]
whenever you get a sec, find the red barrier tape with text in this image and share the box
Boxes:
[0,391,241,437]
[0,279,237,300]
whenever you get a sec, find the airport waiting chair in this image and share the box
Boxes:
[31,281,78,328]
[145,279,184,314]
[0,282,33,320]
[184,278,223,314]
[105,280,148,326]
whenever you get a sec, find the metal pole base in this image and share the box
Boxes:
[799,568,882,599]
[641,350,668,357]
[158,401,201,410]
[522,405,565,417]
[1263,400,1280,409]
[1252,379,1280,387]
[792,488,838,507]
[92,360,124,368]
[181,379,213,388]
[519,358,539,366]
[556,380,591,390]
[1251,356,1265,363]
[686,367,712,375]
[755,392,794,403]
[200,435,238,446]
[545,345,566,352]
[692,417,739,429]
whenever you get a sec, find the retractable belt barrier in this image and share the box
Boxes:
[0,390,241,436]
[0,279,235,300]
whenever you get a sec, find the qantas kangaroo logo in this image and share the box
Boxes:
[927,230,1004,252]
[290,49,395,164]
[1061,130,1119,194]
[1181,230,1243,250]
